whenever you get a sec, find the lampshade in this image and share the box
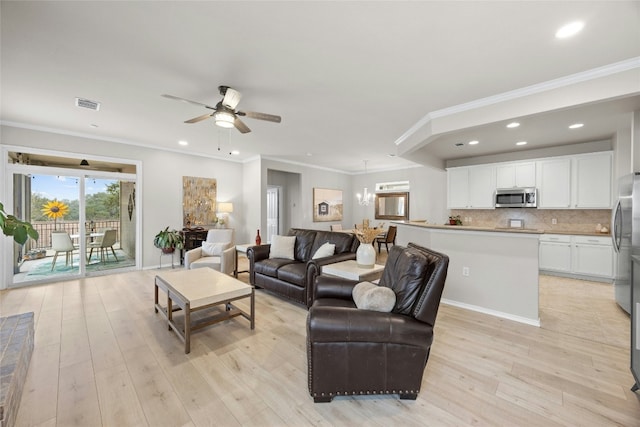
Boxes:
[214,111,235,128]
[217,202,234,213]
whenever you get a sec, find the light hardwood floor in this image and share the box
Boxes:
[2,253,640,426]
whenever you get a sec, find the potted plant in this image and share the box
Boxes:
[0,201,39,244]
[153,226,185,254]
[448,215,462,226]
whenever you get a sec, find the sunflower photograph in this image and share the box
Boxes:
[41,200,69,229]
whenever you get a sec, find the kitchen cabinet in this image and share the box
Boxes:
[539,234,572,272]
[574,152,612,208]
[536,158,571,208]
[447,168,469,209]
[496,162,536,189]
[539,234,614,280]
[573,235,614,278]
[447,165,495,209]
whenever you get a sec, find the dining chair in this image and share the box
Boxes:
[51,231,77,270]
[376,225,397,253]
[88,229,118,263]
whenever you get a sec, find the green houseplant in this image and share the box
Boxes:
[153,226,184,253]
[0,201,39,244]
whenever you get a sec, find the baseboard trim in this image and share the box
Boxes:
[441,298,541,327]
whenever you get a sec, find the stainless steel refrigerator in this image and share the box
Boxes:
[612,173,640,314]
[612,173,640,392]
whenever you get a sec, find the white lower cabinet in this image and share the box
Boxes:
[539,235,571,272]
[573,236,614,278]
[539,234,613,280]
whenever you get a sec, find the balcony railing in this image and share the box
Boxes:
[29,220,120,249]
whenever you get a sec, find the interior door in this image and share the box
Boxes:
[266,186,280,243]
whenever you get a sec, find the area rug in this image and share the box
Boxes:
[25,249,134,277]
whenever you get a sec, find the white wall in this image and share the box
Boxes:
[351,165,448,226]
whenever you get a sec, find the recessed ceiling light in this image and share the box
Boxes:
[506,122,520,128]
[89,123,99,128]
[387,153,396,157]
[178,140,188,146]
[516,141,527,146]
[306,152,313,156]
[230,150,240,155]
[468,140,479,145]
[455,143,464,147]
[555,21,584,39]
[569,123,584,129]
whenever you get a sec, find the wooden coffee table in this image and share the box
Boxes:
[154,268,255,353]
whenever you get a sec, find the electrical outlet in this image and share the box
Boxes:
[552,218,557,225]
[462,266,469,276]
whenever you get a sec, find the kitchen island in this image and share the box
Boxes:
[394,221,541,325]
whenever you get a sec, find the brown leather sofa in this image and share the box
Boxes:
[307,242,449,402]
[247,228,360,307]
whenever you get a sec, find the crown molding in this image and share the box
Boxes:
[395,57,640,146]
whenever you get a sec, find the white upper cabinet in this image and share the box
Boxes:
[496,162,536,189]
[447,168,469,209]
[468,166,496,208]
[447,165,495,209]
[573,152,612,208]
[536,158,572,208]
[447,151,612,210]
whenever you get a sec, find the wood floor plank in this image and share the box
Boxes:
[56,359,102,427]
[94,363,148,426]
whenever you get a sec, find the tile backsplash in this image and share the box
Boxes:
[449,208,611,233]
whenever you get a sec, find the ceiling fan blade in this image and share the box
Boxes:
[238,111,282,123]
[234,117,251,134]
[222,87,242,110]
[185,113,213,124]
[161,94,216,110]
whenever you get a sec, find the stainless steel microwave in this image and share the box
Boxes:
[495,188,537,208]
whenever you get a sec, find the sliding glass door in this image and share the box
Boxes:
[5,151,140,288]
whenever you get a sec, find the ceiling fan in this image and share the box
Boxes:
[162,86,281,134]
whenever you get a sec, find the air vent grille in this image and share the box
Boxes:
[75,97,100,111]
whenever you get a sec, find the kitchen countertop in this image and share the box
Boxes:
[396,221,611,237]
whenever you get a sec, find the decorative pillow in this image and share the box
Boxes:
[201,242,229,257]
[312,242,335,259]
[352,281,396,312]
[269,235,296,260]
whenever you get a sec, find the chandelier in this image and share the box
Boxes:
[356,160,375,206]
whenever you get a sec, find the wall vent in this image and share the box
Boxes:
[75,97,100,111]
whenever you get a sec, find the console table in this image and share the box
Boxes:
[179,228,209,265]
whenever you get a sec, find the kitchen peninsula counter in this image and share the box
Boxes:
[394,221,540,325]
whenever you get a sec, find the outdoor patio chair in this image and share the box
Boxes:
[88,229,118,263]
[51,231,77,270]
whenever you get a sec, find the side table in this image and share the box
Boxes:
[234,244,253,278]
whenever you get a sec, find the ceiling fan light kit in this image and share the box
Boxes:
[214,111,235,128]
[162,85,281,134]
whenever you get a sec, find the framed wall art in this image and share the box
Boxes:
[313,188,343,222]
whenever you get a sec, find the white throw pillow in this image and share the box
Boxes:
[352,281,396,312]
[312,242,335,259]
[269,235,296,260]
[201,242,228,257]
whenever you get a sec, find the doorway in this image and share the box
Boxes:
[266,186,280,243]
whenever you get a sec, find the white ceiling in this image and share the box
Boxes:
[1,1,639,173]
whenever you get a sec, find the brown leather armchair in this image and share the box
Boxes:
[306,242,449,402]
